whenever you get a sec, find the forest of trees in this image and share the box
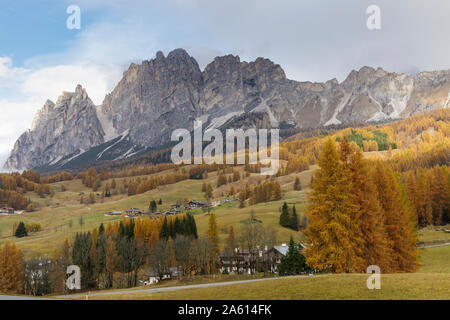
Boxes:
[0,169,53,209]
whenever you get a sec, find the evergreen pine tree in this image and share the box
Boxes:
[149,200,157,213]
[291,205,299,231]
[188,214,198,238]
[15,221,28,238]
[160,217,169,240]
[279,202,290,228]
[278,237,306,275]
[99,223,105,235]
[294,176,302,191]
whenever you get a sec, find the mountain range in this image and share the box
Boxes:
[3,48,450,171]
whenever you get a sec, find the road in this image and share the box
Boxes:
[418,242,450,249]
[58,274,317,299]
[0,295,55,300]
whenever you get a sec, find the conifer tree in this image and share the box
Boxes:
[104,236,118,288]
[372,162,418,272]
[291,205,299,231]
[273,182,282,200]
[293,176,302,191]
[165,237,176,269]
[15,221,28,238]
[346,146,392,271]
[279,202,290,228]
[305,138,364,273]
[99,223,105,235]
[0,241,24,293]
[207,212,219,255]
[205,184,213,200]
[238,189,246,208]
[160,216,169,240]
[278,237,306,275]
[187,214,198,239]
[149,200,157,213]
[226,225,236,251]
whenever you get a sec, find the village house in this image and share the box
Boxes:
[219,248,252,274]
[266,243,306,273]
[170,204,184,212]
[187,200,207,209]
[105,211,122,216]
[145,267,181,285]
[0,207,15,214]
[220,243,306,274]
[211,200,221,207]
[125,208,143,217]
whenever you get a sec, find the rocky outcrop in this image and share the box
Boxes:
[3,49,450,171]
[101,49,203,148]
[4,85,105,170]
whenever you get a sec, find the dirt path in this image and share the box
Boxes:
[418,242,450,249]
[58,274,319,299]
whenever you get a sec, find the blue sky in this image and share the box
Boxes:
[0,0,449,167]
[0,1,99,65]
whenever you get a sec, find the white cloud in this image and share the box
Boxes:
[0,56,30,89]
[0,17,160,165]
[21,64,117,104]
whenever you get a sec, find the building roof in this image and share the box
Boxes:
[273,243,306,256]
[273,245,289,256]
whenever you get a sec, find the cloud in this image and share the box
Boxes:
[0,17,161,163]
[21,65,117,104]
[0,57,30,90]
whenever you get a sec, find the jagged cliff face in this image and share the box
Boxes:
[101,49,204,147]
[3,49,450,171]
[4,85,105,170]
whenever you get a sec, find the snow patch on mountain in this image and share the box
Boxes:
[205,111,244,132]
[367,111,389,122]
[113,146,137,161]
[96,130,129,160]
[251,98,279,127]
[445,90,450,108]
[325,91,351,126]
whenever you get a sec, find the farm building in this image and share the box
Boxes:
[125,208,143,216]
[105,211,122,216]
[0,207,15,214]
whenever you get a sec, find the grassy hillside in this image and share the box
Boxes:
[0,165,315,257]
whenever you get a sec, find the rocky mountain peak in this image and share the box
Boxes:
[4,49,450,172]
[155,50,165,61]
[3,85,105,170]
